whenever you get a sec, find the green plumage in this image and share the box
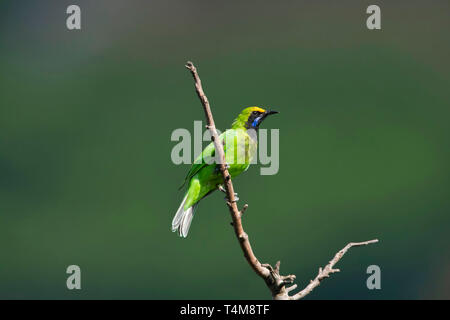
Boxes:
[172,106,277,237]
[182,127,256,209]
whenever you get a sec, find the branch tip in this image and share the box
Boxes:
[185,61,194,70]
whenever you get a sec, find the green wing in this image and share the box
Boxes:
[178,132,226,190]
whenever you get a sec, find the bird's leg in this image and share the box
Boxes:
[218,185,239,202]
[225,193,239,203]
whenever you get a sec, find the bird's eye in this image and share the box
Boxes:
[252,111,258,115]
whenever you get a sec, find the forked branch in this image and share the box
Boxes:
[185,61,378,300]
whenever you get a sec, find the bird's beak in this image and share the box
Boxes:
[265,110,279,116]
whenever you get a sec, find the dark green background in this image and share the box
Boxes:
[1,0,449,299]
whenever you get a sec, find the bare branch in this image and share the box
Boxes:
[185,61,379,300]
[290,239,379,300]
[185,61,270,281]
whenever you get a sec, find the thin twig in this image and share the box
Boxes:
[185,61,379,300]
[290,239,379,300]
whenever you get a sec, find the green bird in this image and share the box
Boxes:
[172,106,278,237]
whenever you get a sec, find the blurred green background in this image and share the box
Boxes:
[1,0,449,299]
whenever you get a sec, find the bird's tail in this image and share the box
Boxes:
[171,194,198,238]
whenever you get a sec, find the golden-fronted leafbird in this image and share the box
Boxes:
[172,106,278,237]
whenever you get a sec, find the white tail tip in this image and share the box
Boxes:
[171,195,197,238]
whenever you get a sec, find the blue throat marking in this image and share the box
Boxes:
[252,117,262,128]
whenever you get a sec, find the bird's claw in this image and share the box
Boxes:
[218,186,238,202]
[224,193,239,203]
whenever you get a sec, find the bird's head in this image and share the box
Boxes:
[231,106,279,130]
